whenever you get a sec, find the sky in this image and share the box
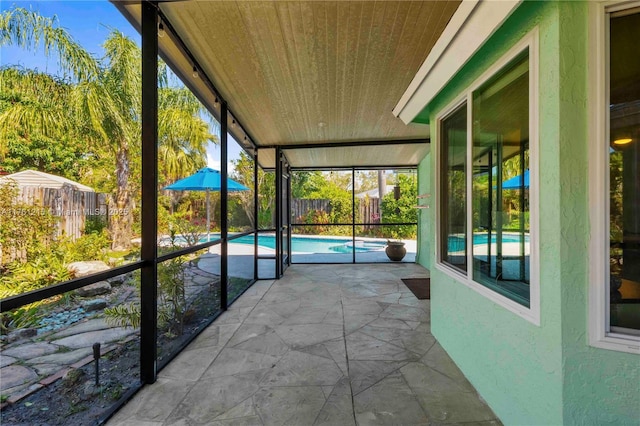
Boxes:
[1,0,242,172]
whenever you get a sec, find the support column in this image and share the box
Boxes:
[275,148,282,278]
[220,103,228,310]
[140,1,158,385]
[254,149,259,280]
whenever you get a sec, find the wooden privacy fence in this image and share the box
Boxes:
[358,197,380,230]
[291,197,381,226]
[291,199,331,222]
[15,185,108,240]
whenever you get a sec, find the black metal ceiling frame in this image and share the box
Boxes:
[118,1,261,160]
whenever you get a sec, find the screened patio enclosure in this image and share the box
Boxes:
[0,2,457,422]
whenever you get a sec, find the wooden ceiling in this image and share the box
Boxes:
[116,1,461,168]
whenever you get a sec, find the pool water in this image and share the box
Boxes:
[448,233,529,252]
[201,234,387,254]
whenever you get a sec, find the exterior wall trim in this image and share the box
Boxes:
[434,28,540,325]
[393,0,521,125]
[588,0,640,354]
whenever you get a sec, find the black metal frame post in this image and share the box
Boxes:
[275,148,282,278]
[140,1,158,385]
[496,138,503,279]
[286,161,292,267]
[220,102,228,310]
[352,168,356,264]
[520,142,527,282]
[254,149,259,280]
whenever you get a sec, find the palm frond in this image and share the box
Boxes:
[0,7,99,81]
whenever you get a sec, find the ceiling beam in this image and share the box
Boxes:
[266,138,430,151]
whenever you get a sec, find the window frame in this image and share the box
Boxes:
[588,0,640,354]
[438,101,469,274]
[435,28,540,325]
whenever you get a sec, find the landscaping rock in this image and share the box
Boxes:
[107,274,127,286]
[0,365,38,390]
[76,281,111,297]
[0,355,17,368]
[50,318,111,339]
[6,328,37,343]
[67,260,110,277]
[31,363,61,377]
[37,307,88,334]
[2,342,59,360]
[25,347,93,366]
[82,298,107,312]
[51,327,137,349]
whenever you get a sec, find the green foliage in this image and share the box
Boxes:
[0,181,110,332]
[2,134,87,178]
[105,257,189,336]
[104,302,141,329]
[84,215,107,235]
[57,230,110,263]
[0,303,42,334]
[1,7,216,250]
[258,172,275,229]
[296,210,331,234]
[380,174,418,239]
[291,171,322,198]
[157,258,187,335]
[0,248,72,332]
[304,172,353,224]
[0,180,58,267]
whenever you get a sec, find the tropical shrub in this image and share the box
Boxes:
[380,174,418,239]
[105,255,191,337]
[0,180,58,267]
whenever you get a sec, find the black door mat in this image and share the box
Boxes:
[401,278,430,300]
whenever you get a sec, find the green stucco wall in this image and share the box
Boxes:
[556,3,640,424]
[417,1,640,424]
[416,154,431,269]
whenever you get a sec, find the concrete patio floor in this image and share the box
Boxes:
[108,263,500,426]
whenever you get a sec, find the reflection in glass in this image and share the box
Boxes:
[609,11,640,333]
[440,104,468,271]
[471,52,530,307]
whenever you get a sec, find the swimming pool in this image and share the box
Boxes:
[198,234,387,254]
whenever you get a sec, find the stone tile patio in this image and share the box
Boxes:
[108,263,501,426]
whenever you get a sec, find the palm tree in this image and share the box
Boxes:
[0,7,216,250]
[158,87,213,186]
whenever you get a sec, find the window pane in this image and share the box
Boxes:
[1,272,141,425]
[228,233,256,303]
[290,170,353,263]
[440,104,468,271]
[471,52,530,307]
[609,11,640,333]
[156,247,223,367]
[158,70,219,252]
[228,136,254,234]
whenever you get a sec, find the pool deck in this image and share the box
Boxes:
[108,263,500,426]
[201,240,418,280]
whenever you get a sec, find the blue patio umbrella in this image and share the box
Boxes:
[500,169,530,190]
[164,167,249,240]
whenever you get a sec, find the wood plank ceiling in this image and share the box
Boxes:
[119,1,461,168]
